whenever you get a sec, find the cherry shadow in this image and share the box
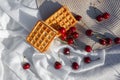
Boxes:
[104,32,116,38]
[38,0,62,20]
[87,6,103,19]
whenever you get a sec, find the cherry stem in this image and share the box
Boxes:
[97,0,101,3]
[80,20,90,29]
[94,32,107,39]
[23,56,26,63]
[91,42,97,50]
[73,40,79,47]
[91,57,100,61]
[57,38,67,44]
[91,0,104,6]
[58,52,61,62]
[68,53,73,64]
[73,39,84,49]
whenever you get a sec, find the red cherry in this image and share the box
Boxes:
[60,33,67,41]
[63,48,70,55]
[67,38,74,45]
[23,63,30,70]
[68,27,76,33]
[59,27,66,34]
[105,38,112,45]
[72,62,79,70]
[84,57,91,63]
[96,15,103,22]
[72,32,79,39]
[99,39,107,45]
[102,12,110,19]
[75,15,82,21]
[85,45,92,52]
[114,37,120,44]
[85,29,93,36]
[54,61,62,69]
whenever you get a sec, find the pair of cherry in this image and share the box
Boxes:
[54,61,80,70]
[54,62,80,70]
[59,26,79,45]
[85,29,120,45]
[54,48,92,70]
[96,12,110,22]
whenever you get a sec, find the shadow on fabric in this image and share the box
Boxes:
[38,0,62,20]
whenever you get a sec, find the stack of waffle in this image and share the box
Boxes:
[26,6,77,53]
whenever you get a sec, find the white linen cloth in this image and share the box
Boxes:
[0,0,120,80]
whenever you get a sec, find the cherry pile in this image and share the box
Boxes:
[59,26,79,45]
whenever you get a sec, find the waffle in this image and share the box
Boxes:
[45,6,77,36]
[26,21,58,53]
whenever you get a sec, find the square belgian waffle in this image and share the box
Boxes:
[45,6,77,36]
[26,21,58,53]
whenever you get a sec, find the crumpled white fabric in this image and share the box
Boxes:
[0,0,120,80]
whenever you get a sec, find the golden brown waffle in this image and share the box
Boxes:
[26,6,77,53]
[45,6,77,36]
[26,21,58,53]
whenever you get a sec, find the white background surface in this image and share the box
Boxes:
[0,0,120,80]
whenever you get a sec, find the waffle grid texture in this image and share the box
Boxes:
[45,6,77,33]
[26,21,58,52]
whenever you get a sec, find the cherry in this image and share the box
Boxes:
[96,15,103,22]
[69,27,76,33]
[67,38,74,45]
[114,37,120,44]
[23,63,30,70]
[59,27,66,34]
[105,38,112,45]
[85,29,93,36]
[99,39,107,45]
[63,48,70,55]
[54,61,62,69]
[75,15,82,21]
[85,45,92,52]
[72,32,79,39]
[102,12,110,19]
[84,57,91,63]
[60,33,67,41]
[72,62,79,70]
